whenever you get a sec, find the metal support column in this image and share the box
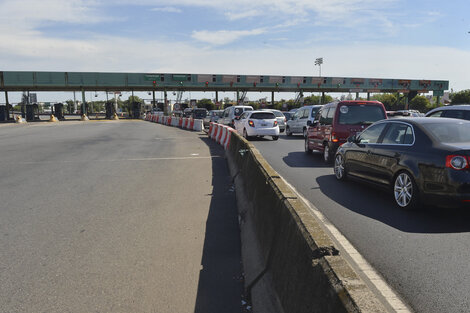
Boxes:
[215,91,219,104]
[236,90,240,103]
[367,93,370,101]
[356,92,359,100]
[321,92,325,104]
[4,91,10,120]
[81,89,87,115]
[271,91,275,107]
[152,90,156,109]
[164,90,168,115]
[436,95,441,108]
[73,91,77,113]
[405,95,409,110]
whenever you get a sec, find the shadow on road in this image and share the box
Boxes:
[193,136,244,313]
[282,151,330,168]
[316,174,470,234]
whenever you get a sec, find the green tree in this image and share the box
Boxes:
[450,89,470,104]
[65,100,74,113]
[409,95,431,112]
[197,98,214,110]
[372,93,404,111]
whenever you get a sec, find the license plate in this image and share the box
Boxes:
[261,123,267,126]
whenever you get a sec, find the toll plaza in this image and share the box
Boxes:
[0,71,449,121]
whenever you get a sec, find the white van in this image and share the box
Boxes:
[286,105,322,138]
[220,105,253,128]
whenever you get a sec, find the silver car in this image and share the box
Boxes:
[261,109,287,132]
[203,110,224,127]
[286,105,322,137]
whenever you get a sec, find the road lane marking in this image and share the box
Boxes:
[280,177,413,313]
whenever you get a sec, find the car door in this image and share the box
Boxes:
[298,108,309,132]
[235,112,249,134]
[313,108,330,150]
[368,122,414,185]
[290,110,301,132]
[345,122,388,181]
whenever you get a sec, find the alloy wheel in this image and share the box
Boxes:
[334,154,345,180]
[394,173,413,207]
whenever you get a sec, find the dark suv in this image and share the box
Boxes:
[305,100,387,163]
[192,108,208,119]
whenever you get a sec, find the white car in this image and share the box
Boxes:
[234,110,280,140]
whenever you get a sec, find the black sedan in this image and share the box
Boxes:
[334,117,470,210]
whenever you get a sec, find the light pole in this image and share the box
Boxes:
[315,57,324,102]
[315,57,323,77]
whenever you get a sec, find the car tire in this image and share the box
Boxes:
[286,126,292,136]
[303,127,307,138]
[272,136,279,141]
[305,138,312,154]
[243,128,250,141]
[334,153,347,181]
[323,143,333,164]
[393,171,420,210]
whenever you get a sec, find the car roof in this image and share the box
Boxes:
[230,105,253,108]
[248,110,276,114]
[427,104,470,114]
[378,117,470,125]
[260,108,281,112]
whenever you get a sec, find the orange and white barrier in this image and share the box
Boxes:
[143,114,204,132]
[208,122,235,150]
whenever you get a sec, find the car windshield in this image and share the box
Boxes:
[338,105,385,125]
[250,112,275,120]
[194,110,207,117]
[421,121,470,143]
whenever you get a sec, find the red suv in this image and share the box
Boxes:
[305,100,387,163]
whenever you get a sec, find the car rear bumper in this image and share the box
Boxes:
[247,127,280,136]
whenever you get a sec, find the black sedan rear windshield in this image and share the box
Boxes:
[422,122,470,143]
[338,105,386,125]
[250,112,276,120]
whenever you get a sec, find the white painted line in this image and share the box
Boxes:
[280,177,413,313]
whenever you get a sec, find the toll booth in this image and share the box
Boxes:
[105,101,116,119]
[131,102,142,119]
[25,104,36,121]
[54,103,64,120]
[0,106,6,121]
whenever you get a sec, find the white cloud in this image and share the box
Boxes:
[191,28,266,45]
[120,0,398,24]
[150,6,182,13]
[0,0,106,27]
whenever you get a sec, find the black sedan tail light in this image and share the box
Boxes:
[446,155,469,170]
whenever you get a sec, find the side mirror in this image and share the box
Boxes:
[313,120,319,125]
[234,116,241,120]
[306,120,312,126]
[347,135,357,143]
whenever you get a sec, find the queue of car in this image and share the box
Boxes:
[209,101,470,211]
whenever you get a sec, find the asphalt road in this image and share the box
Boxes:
[0,121,243,313]
[252,134,470,313]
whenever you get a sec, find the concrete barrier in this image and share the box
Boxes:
[226,131,387,313]
[193,119,203,131]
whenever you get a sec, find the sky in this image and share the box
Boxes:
[0,0,469,103]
